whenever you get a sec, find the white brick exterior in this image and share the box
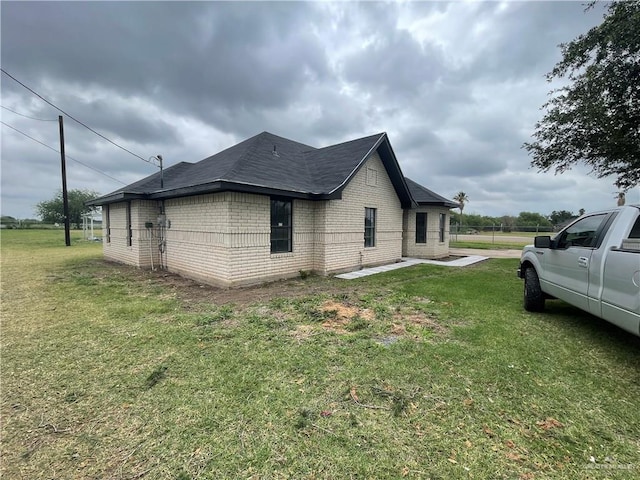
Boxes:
[314,153,403,274]
[103,200,159,266]
[102,153,449,286]
[402,208,451,259]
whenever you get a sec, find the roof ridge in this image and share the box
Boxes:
[313,132,386,152]
[223,131,318,189]
[263,131,317,150]
[217,131,272,181]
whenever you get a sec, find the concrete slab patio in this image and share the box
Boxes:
[335,255,489,280]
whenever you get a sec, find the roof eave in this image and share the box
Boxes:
[88,180,342,206]
[416,200,459,209]
[85,191,148,206]
[148,180,328,201]
[378,137,417,209]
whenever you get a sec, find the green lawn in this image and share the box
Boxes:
[450,234,533,250]
[450,241,528,250]
[2,230,639,479]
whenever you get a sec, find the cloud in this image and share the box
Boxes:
[1,0,636,220]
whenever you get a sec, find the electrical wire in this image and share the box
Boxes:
[1,68,151,164]
[1,120,128,185]
[1,104,58,121]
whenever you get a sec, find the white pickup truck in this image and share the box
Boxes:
[517,205,640,336]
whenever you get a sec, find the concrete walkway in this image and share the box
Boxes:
[335,255,489,280]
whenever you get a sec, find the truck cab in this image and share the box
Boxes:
[518,205,640,336]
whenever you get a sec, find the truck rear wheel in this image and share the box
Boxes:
[524,267,545,312]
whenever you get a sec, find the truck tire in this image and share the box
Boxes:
[524,267,545,312]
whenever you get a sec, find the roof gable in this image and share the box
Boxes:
[303,133,383,193]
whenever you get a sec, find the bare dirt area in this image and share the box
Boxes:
[120,264,451,341]
[129,266,360,308]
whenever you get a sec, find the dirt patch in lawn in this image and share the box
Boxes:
[403,313,447,333]
[318,300,375,333]
[97,262,449,341]
[125,267,361,308]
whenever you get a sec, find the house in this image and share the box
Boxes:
[88,131,457,287]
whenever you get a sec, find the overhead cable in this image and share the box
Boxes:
[1,104,58,121]
[1,120,127,185]
[1,68,151,164]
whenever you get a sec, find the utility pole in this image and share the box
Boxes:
[59,115,71,246]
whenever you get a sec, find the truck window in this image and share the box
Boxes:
[556,213,608,249]
[629,216,640,239]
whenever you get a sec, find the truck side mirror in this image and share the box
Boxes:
[534,236,552,248]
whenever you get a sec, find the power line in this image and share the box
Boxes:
[1,120,127,185]
[1,68,151,164]
[1,104,58,121]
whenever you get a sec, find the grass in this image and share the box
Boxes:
[2,230,639,479]
[450,233,535,250]
[450,241,528,250]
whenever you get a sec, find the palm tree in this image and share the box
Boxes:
[453,191,469,231]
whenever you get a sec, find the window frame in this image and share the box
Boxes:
[270,198,293,254]
[104,205,110,243]
[415,212,427,244]
[439,213,446,243]
[364,207,376,248]
[126,202,132,247]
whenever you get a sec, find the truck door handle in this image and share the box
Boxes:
[578,256,589,268]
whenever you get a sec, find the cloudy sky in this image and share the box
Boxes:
[2,1,637,220]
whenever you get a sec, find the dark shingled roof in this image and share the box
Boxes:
[404,177,459,208]
[88,131,454,209]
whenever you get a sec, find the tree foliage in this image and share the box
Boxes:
[453,191,469,224]
[450,211,559,231]
[35,189,100,228]
[548,210,576,225]
[524,0,640,190]
[517,211,552,228]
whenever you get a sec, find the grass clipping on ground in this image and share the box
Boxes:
[2,230,639,479]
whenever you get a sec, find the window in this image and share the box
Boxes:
[271,198,292,253]
[628,216,640,239]
[126,202,132,246]
[416,212,427,244]
[364,207,376,247]
[439,213,446,242]
[104,205,110,243]
[556,214,607,248]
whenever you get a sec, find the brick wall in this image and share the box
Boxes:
[100,152,444,286]
[163,193,231,285]
[225,194,317,285]
[103,200,162,267]
[135,200,162,268]
[317,152,403,274]
[402,208,451,258]
[161,192,318,286]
